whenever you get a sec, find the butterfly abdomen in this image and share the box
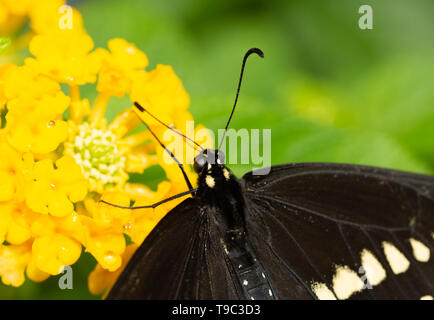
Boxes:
[225,238,277,300]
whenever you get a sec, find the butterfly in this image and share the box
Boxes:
[102,48,434,300]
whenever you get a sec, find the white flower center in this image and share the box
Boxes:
[70,123,126,189]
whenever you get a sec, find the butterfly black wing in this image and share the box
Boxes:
[242,162,434,300]
[108,162,434,300]
[107,197,243,299]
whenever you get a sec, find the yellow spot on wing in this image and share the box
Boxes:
[409,238,430,262]
[361,249,386,286]
[223,168,230,180]
[311,282,337,300]
[332,265,364,300]
[420,295,433,300]
[382,242,410,274]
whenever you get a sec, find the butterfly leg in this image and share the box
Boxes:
[99,188,198,210]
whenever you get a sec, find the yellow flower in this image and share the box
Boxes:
[2,64,59,99]
[0,62,13,106]
[97,38,148,98]
[32,233,81,275]
[0,201,37,245]
[85,231,126,272]
[0,2,211,297]
[0,0,72,65]
[130,64,190,125]
[30,212,87,276]
[0,241,31,287]
[0,0,68,35]
[0,135,25,202]
[26,30,104,85]
[25,156,88,217]
[3,64,70,154]
[88,243,138,296]
[26,259,50,282]
[81,195,129,272]
[29,0,81,35]
[93,192,132,226]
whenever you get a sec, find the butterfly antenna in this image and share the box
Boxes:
[99,188,198,210]
[134,102,203,152]
[141,119,194,191]
[218,48,264,152]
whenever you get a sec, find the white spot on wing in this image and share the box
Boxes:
[268,289,272,296]
[361,249,386,286]
[409,238,430,262]
[332,265,364,300]
[205,175,215,188]
[243,280,248,286]
[311,282,337,300]
[382,241,410,274]
[420,295,433,300]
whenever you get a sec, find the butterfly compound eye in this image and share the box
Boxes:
[216,150,225,165]
[194,152,207,174]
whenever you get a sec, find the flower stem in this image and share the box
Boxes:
[108,107,140,137]
[69,85,80,102]
[69,85,83,123]
[90,92,111,127]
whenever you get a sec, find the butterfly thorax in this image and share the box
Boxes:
[196,163,246,237]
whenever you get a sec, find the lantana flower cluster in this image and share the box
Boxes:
[0,2,211,295]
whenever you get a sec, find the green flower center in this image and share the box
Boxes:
[70,123,126,189]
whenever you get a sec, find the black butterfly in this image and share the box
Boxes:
[102,48,434,300]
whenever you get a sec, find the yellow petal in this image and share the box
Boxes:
[0,172,15,201]
[26,260,50,282]
[0,243,31,287]
[48,191,74,217]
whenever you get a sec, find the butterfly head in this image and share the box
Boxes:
[193,149,225,174]
[194,149,234,190]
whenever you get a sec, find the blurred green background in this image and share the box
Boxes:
[1,0,434,299]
